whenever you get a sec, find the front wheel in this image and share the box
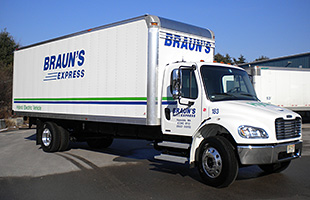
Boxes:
[197,136,238,188]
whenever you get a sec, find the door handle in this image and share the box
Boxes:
[165,108,171,120]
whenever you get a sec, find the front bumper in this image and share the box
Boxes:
[237,140,302,165]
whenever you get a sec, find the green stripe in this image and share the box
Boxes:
[14,97,175,102]
[14,97,147,101]
[162,97,174,101]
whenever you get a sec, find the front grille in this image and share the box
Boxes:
[275,117,301,140]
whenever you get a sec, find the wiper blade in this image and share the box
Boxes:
[211,93,235,97]
[240,93,258,100]
[210,93,236,99]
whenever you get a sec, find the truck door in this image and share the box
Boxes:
[161,64,202,136]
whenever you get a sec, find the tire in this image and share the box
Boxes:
[259,161,291,174]
[41,122,61,152]
[197,136,238,188]
[58,125,70,151]
[87,138,114,149]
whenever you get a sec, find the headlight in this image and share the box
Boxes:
[238,126,269,139]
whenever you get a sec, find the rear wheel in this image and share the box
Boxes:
[197,136,238,188]
[58,125,70,151]
[259,161,291,173]
[41,122,61,152]
[87,138,114,149]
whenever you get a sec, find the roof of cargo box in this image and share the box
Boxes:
[17,14,214,50]
[156,16,214,39]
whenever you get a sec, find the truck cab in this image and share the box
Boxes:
[159,61,302,187]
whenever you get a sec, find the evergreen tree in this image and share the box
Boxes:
[0,29,20,118]
[214,53,233,64]
[234,54,246,64]
[255,55,269,61]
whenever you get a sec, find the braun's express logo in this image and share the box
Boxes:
[173,107,196,117]
[43,49,85,81]
[164,33,212,54]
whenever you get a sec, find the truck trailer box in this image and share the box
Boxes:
[13,15,302,188]
[248,66,310,112]
[13,15,215,126]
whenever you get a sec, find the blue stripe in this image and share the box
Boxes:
[43,79,57,81]
[14,101,147,105]
[48,72,58,75]
[45,75,57,78]
[15,101,177,105]
[162,101,177,105]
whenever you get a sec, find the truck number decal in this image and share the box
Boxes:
[212,108,219,114]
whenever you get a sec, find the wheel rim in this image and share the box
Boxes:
[202,147,222,178]
[42,128,52,147]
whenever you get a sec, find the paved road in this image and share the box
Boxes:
[0,126,310,200]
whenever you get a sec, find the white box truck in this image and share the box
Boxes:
[13,15,302,187]
[248,66,310,116]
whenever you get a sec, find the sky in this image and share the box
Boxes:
[1,0,309,62]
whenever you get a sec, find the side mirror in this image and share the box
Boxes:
[171,69,182,99]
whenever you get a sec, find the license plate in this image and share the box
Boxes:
[287,144,295,153]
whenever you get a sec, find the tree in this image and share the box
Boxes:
[255,55,269,62]
[233,54,246,65]
[214,53,233,64]
[0,28,20,118]
[215,53,247,65]
[214,53,224,63]
[0,28,19,67]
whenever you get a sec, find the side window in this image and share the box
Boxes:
[181,69,198,99]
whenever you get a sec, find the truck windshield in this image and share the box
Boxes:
[200,65,257,101]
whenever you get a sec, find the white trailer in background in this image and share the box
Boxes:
[248,66,310,117]
[13,15,302,187]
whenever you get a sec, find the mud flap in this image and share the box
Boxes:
[36,118,43,145]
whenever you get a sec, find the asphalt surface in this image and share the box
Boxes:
[0,125,310,200]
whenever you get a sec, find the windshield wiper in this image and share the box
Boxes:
[240,93,259,100]
[210,93,237,100]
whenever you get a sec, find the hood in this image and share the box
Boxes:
[211,100,300,122]
[208,100,301,144]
